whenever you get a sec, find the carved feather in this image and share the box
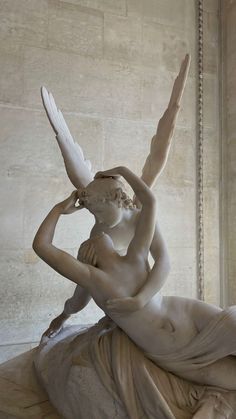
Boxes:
[41,86,93,189]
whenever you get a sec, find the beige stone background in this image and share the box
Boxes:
[0,0,231,363]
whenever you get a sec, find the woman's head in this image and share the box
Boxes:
[77,178,134,227]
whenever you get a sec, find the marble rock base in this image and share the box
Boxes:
[0,348,60,418]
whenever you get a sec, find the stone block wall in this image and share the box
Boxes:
[0,0,221,362]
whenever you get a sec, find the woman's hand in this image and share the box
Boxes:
[94,166,125,180]
[105,296,144,314]
[57,190,82,215]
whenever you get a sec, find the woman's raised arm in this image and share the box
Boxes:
[32,192,91,289]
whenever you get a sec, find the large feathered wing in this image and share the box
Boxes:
[140,54,190,188]
[41,86,93,189]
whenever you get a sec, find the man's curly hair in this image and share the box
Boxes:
[79,178,135,210]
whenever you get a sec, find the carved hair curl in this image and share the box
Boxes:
[79,182,135,210]
[114,187,134,209]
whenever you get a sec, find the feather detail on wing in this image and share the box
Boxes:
[140,54,190,189]
[41,86,93,189]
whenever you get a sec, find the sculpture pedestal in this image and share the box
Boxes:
[34,324,129,419]
[0,348,59,418]
[34,320,236,419]
[1,320,236,419]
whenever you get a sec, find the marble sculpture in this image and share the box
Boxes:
[32,55,236,418]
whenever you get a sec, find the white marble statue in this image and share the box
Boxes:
[40,54,190,339]
[32,54,236,418]
[33,165,236,392]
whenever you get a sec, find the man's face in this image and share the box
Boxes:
[78,178,123,227]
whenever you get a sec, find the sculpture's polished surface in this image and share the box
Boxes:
[34,321,236,419]
[0,348,60,418]
[33,167,236,392]
[31,54,236,418]
[41,55,190,339]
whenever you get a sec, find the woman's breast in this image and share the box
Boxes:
[101,261,148,301]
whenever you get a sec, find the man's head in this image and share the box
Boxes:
[77,177,134,228]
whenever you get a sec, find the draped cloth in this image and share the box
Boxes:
[34,314,236,419]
